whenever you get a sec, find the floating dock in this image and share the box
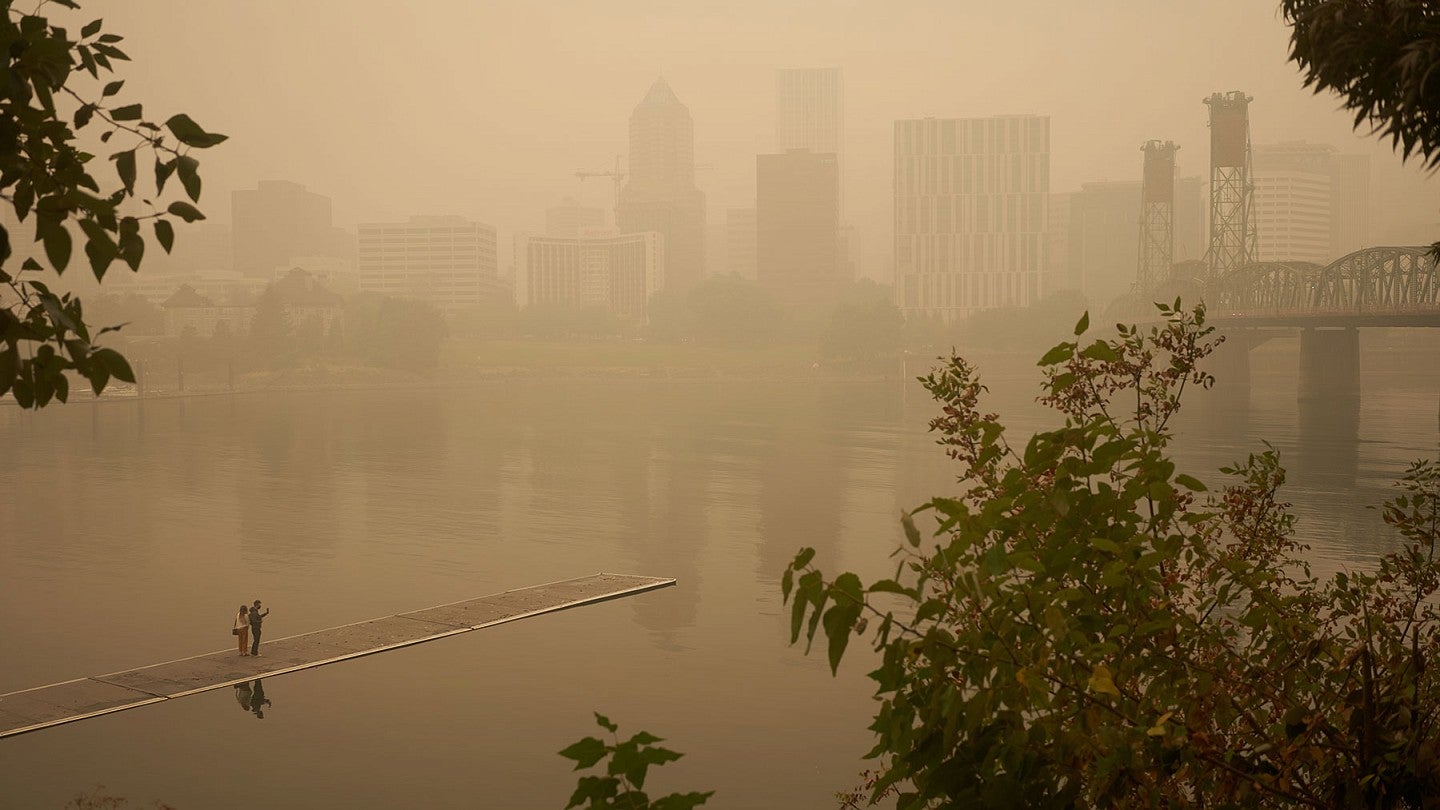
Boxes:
[0,573,674,739]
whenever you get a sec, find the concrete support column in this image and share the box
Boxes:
[1298,327,1359,401]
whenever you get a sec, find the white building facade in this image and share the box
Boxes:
[357,216,500,308]
[895,115,1050,320]
[515,231,663,319]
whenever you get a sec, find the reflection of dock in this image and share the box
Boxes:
[0,573,673,738]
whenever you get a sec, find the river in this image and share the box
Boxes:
[2,336,1437,808]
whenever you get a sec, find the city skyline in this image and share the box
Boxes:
[94,1,1440,284]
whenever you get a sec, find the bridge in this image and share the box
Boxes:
[1110,246,1440,404]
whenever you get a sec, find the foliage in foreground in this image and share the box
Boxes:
[1283,0,1440,170]
[784,304,1440,807]
[1,0,224,408]
[559,713,713,810]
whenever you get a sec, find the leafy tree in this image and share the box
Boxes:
[247,284,292,367]
[683,273,782,347]
[783,304,1440,807]
[342,292,446,370]
[951,289,1090,353]
[559,713,713,810]
[1,0,224,407]
[820,299,903,361]
[1283,0,1440,169]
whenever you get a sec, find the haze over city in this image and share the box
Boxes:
[4,1,1440,808]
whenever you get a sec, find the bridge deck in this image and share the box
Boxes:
[0,573,674,739]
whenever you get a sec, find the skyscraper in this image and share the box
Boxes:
[776,68,851,271]
[617,79,706,294]
[757,150,840,302]
[776,68,842,159]
[895,115,1050,320]
[1252,141,1371,263]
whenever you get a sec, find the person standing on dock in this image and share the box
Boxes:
[234,605,250,656]
[248,600,269,656]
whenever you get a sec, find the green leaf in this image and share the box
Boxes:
[177,155,201,201]
[110,103,143,121]
[651,791,715,809]
[164,113,228,148]
[115,149,137,194]
[1089,537,1122,555]
[900,511,922,547]
[90,348,135,383]
[1073,311,1090,335]
[155,158,177,194]
[43,224,72,272]
[594,712,618,733]
[0,347,17,397]
[102,80,124,97]
[166,201,206,222]
[1174,474,1208,492]
[1038,342,1073,366]
[82,18,103,38]
[792,547,815,570]
[154,219,175,253]
[558,736,609,769]
[1088,664,1121,697]
[1080,341,1121,363]
[74,104,95,129]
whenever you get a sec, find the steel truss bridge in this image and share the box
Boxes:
[1118,246,1440,328]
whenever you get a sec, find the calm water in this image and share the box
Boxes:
[2,338,1438,808]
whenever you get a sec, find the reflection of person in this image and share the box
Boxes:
[234,605,250,656]
[233,680,253,712]
[248,600,269,656]
[247,679,271,719]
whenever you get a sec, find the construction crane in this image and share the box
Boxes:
[576,155,626,217]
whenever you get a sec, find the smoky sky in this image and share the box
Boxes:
[92,0,1439,278]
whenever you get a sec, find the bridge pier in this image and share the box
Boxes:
[1298,327,1360,401]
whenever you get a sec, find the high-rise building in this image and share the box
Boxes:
[617,79,706,294]
[777,68,857,277]
[776,69,842,166]
[356,215,502,309]
[895,115,1049,320]
[231,180,347,277]
[1045,175,1204,305]
[1252,142,1371,263]
[515,232,663,318]
[757,149,840,302]
[726,208,757,280]
[546,197,606,238]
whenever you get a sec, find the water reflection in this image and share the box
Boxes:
[233,679,272,720]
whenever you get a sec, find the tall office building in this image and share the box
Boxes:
[895,115,1049,320]
[776,69,842,162]
[777,68,854,274]
[1252,142,1371,263]
[1045,176,1204,305]
[726,208,757,279]
[617,79,706,294]
[516,232,663,318]
[546,197,606,238]
[757,149,840,302]
[356,216,502,309]
[231,180,348,277]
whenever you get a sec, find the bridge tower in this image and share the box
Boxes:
[1137,140,1177,295]
[1203,91,1256,280]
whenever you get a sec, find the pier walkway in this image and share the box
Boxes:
[0,573,674,739]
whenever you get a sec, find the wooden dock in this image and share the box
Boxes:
[0,573,674,739]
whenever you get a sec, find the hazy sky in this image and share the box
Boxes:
[92,0,1440,277]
